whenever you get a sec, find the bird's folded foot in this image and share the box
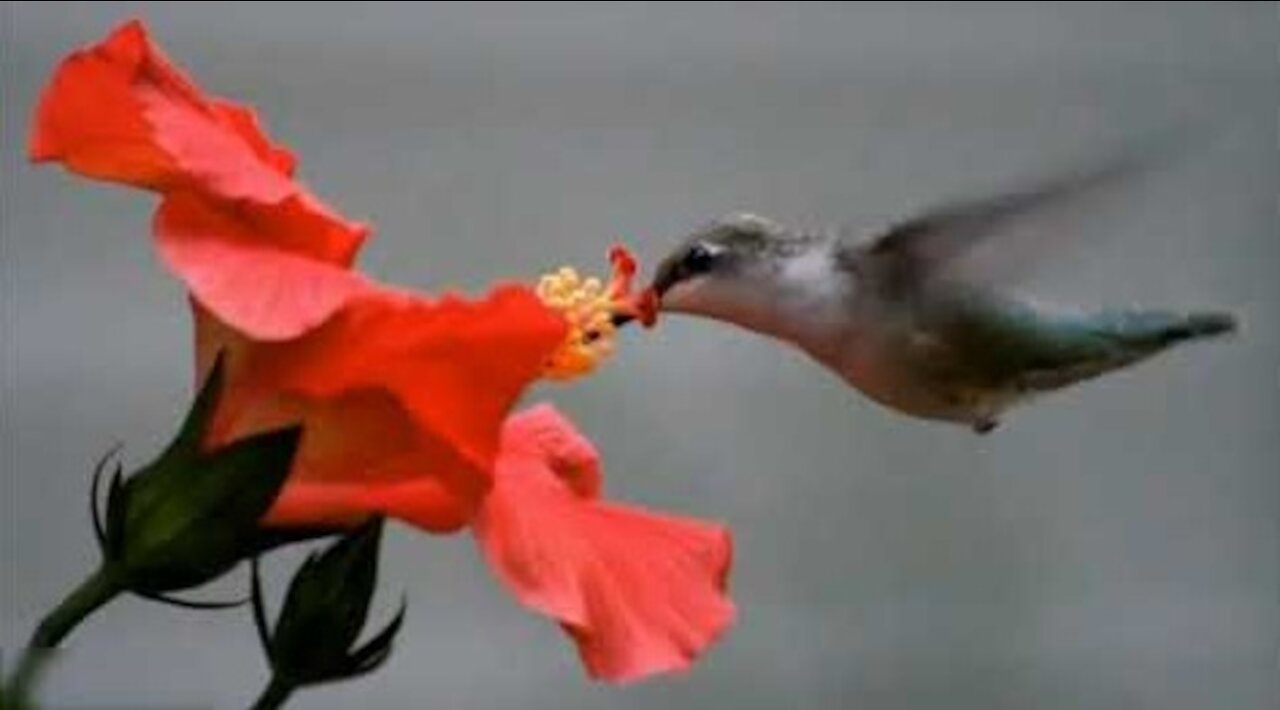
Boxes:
[972,418,999,435]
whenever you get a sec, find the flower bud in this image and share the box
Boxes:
[251,518,405,691]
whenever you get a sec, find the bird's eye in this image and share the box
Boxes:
[682,243,717,274]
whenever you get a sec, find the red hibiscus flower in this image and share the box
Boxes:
[31,19,733,682]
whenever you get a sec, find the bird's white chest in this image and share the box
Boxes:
[773,250,851,331]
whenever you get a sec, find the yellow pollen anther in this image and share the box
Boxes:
[537,245,649,381]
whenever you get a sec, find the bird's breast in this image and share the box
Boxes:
[824,312,1014,427]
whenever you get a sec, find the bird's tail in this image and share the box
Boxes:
[1105,309,1238,352]
[1149,311,1236,346]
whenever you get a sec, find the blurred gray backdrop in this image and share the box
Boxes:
[2,3,1277,709]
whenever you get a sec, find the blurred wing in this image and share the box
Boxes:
[850,135,1194,288]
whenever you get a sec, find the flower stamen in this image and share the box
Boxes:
[537,245,655,381]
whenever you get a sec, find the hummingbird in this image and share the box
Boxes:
[642,158,1238,434]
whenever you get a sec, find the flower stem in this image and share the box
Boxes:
[5,566,123,702]
[250,676,296,710]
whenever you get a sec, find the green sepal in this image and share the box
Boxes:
[93,353,320,597]
[253,518,406,688]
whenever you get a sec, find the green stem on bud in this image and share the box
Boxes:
[250,675,296,710]
[6,566,123,702]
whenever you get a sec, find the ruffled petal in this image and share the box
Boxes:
[30,21,176,186]
[157,192,371,339]
[193,282,568,532]
[30,20,366,268]
[474,405,736,682]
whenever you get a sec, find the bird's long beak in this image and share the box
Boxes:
[614,252,693,328]
[649,257,683,299]
[612,250,680,328]
[611,283,662,329]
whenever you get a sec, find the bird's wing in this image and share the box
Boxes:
[847,136,1191,289]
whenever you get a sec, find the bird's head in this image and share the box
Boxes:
[642,212,852,354]
[650,212,796,322]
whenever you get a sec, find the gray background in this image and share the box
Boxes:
[2,3,1277,709]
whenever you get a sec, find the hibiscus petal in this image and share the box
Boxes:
[157,192,371,339]
[474,405,736,682]
[30,21,175,187]
[30,20,366,266]
[193,280,568,532]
